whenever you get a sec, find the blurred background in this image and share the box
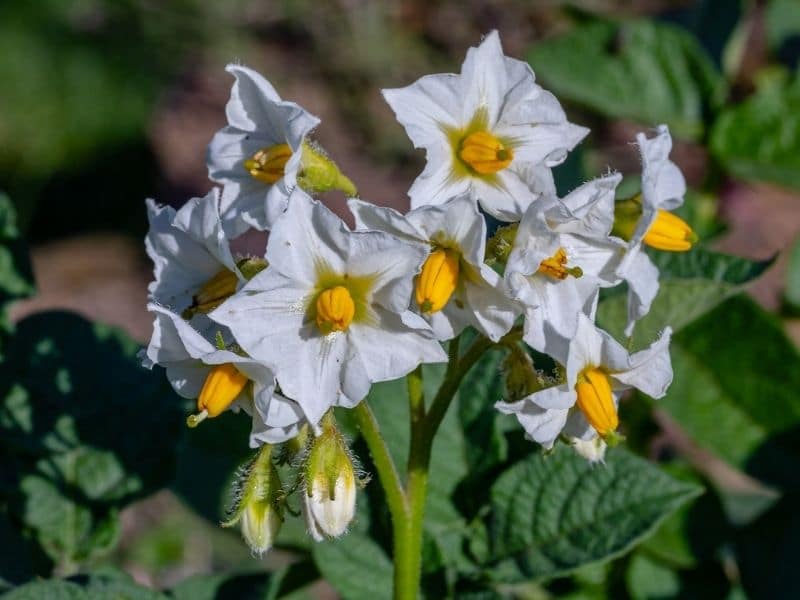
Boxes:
[3,0,800,598]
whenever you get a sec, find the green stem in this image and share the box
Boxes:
[352,402,408,523]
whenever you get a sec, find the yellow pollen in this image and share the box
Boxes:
[458,131,514,175]
[187,363,249,427]
[575,367,618,438]
[316,286,355,334]
[184,268,239,318]
[415,249,460,314]
[643,210,697,252]
[244,143,292,184]
[537,248,583,280]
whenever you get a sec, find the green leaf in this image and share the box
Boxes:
[0,568,165,599]
[597,248,770,349]
[625,554,680,600]
[785,235,800,311]
[660,295,800,491]
[765,0,800,51]
[312,532,393,600]
[170,561,320,600]
[528,20,725,140]
[710,71,800,189]
[0,193,34,336]
[488,447,702,582]
[0,311,184,568]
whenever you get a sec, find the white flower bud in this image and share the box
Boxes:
[303,415,357,539]
[223,444,283,556]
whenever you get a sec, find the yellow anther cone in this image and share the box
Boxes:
[416,249,460,313]
[189,363,249,427]
[459,131,514,174]
[244,144,292,184]
[187,268,239,316]
[575,367,618,438]
[316,286,355,334]
[643,210,697,252]
[537,248,583,280]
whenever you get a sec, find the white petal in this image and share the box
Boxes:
[612,328,673,398]
[565,314,604,387]
[461,264,519,342]
[496,399,569,449]
[547,173,621,238]
[408,145,469,210]
[348,199,421,239]
[637,125,686,211]
[622,251,660,337]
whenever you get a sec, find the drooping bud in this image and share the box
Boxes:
[568,435,607,464]
[537,248,583,280]
[415,249,460,313]
[610,195,643,241]
[316,286,355,334]
[277,423,310,465]
[187,363,249,427]
[244,144,293,184]
[303,414,357,539]
[223,444,283,556]
[297,142,357,197]
[184,268,239,318]
[458,131,514,174]
[575,367,620,443]
[643,210,697,252]
[486,223,518,266]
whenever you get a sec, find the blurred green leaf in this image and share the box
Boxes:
[597,248,771,349]
[488,447,701,582]
[625,554,680,600]
[765,0,800,51]
[0,567,165,599]
[170,561,320,600]
[528,20,725,140]
[312,532,392,600]
[785,235,800,311]
[0,311,183,571]
[711,71,800,189]
[660,296,800,491]
[0,193,34,336]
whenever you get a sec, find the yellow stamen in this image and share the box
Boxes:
[643,210,697,252]
[575,367,618,438]
[537,248,583,280]
[184,268,239,318]
[244,144,292,184]
[187,363,249,427]
[415,249,460,313]
[458,131,514,175]
[316,286,355,334]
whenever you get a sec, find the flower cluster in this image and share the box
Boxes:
[143,31,693,552]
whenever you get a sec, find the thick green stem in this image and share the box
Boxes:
[352,402,407,523]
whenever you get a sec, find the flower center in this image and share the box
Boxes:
[188,363,249,427]
[575,367,618,438]
[537,248,583,280]
[458,131,514,175]
[643,210,697,252]
[244,144,292,184]
[415,249,459,314]
[184,268,239,318]
[316,286,355,334]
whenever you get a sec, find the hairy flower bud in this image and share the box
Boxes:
[297,142,357,197]
[303,414,357,539]
[223,445,283,556]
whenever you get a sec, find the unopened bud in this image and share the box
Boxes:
[485,223,518,266]
[297,142,357,197]
[223,445,283,556]
[303,414,357,539]
[502,345,542,401]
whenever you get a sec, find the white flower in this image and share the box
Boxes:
[617,125,691,336]
[382,30,587,221]
[505,178,624,353]
[496,314,672,449]
[207,64,320,236]
[143,303,304,446]
[145,189,246,330]
[349,195,519,341]
[210,189,447,427]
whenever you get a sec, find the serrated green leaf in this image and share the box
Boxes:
[488,447,702,582]
[661,296,800,491]
[711,72,800,189]
[528,20,725,140]
[312,532,392,600]
[0,580,86,600]
[597,248,770,349]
